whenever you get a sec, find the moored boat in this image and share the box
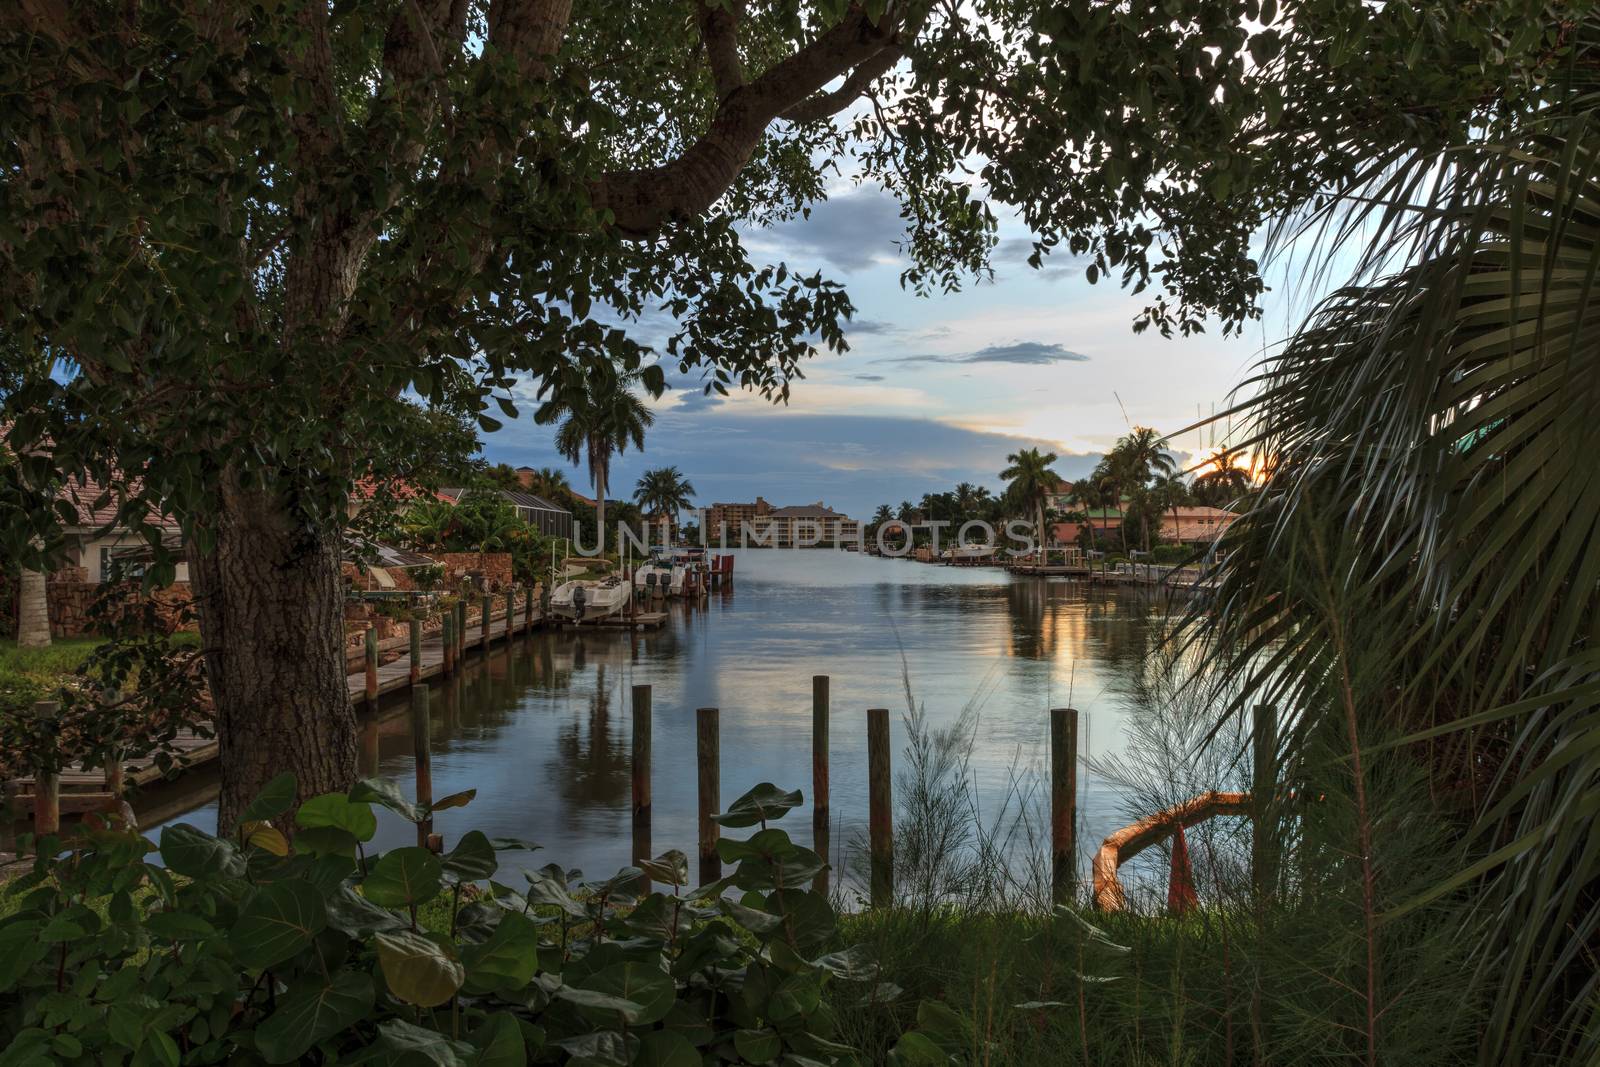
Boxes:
[550,575,630,621]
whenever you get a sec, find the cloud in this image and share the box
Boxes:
[661,372,725,413]
[844,318,900,336]
[882,341,1091,367]
[745,187,906,273]
[481,408,1100,518]
[993,238,1081,281]
[853,374,885,382]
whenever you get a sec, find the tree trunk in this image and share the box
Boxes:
[595,469,608,554]
[188,484,356,833]
[16,554,51,648]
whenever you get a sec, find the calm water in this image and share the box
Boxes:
[145,550,1181,888]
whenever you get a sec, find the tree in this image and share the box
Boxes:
[1151,471,1191,545]
[535,370,653,556]
[1000,448,1058,555]
[15,559,50,649]
[1072,469,1120,555]
[1107,427,1177,551]
[527,467,575,504]
[1194,448,1252,506]
[634,466,696,540]
[0,2,1564,830]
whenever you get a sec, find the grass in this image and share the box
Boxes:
[0,637,106,690]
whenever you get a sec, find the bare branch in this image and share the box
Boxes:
[592,6,900,235]
[780,44,902,123]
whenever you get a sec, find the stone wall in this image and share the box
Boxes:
[46,580,197,638]
[433,552,514,590]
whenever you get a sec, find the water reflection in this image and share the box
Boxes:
[139,551,1182,884]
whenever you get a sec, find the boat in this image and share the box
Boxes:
[549,575,630,621]
[632,555,678,596]
[942,544,996,565]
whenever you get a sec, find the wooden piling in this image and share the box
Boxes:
[1251,704,1279,900]
[442,612,455,676]
[455,600,466,661]
[411,685,433,849]
[1051,707,1079,904]
[31,700,61,840]
[480,593,491,650]
[867,707,893,908]
[812,675,830,892]
[101,688,124,802]
[408,617,422,685]
[364,627,379,708]
[632,684,652,887]
[505,588,514,634]
[697,707,721,883]
[525,585,535,627]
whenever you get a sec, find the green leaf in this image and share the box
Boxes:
[255,972,375,1064]
[886,1031,947,1066]
[347,1019,474,1066]
[230,880,328,970]
[0,921,49,992]
[469,1012,526,1067]
[637,849,689,887]
[294,824,361,859]
[733,1028,782,1064]
[242,773,297,822]
[429,788,477,812]
[144,911,217,941]
[363,847,442,908]
[327,885,408,937]
[296,793,378,842]
[441,830,498,881]
[160,823,244,879]
[462,909,540,994]
[576,962,676,1026]
[549,1031,631,1067]
[634,1030,699,1067]
[712,783,803,828]
[349,778,422,822]
[375,929,464,1007]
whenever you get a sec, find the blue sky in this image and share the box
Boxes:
[487,184,1284,518]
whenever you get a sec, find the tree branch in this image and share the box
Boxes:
[592,6,901,235]
[780,42,902,123]
[696,0,745,101]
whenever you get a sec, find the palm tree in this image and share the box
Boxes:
[1000,447,1058,555]
[16,550,50,649]
[634,466,696,541]
[1071,469,1119,559]
[1151,472,1190,546]
[870,504,894,534]
[1193,448,1252,505]
[398,498,456,550]
[527,466,574,504]
[1108,427,1178,551]
[534,371,654,546]
[1187,90,1600,1063]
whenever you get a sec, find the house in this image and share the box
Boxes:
[744,501,862,547]
[438,486,575,540]
[1043,475,1076,514]
[50,475,189,584]
[1160,505,1237,544]
[1052,507,1124,546]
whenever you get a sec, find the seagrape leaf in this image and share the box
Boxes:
[469,1012,526,1067]
[712,783,803,828]
[576,962,676,1026]
[255,971,375,1064]
[347,1019,474,1066]
[441,830,498,881]
[160,823,244,880]
[326,885,407,937]
[550,1031,632,1067]
[733,1028,782,1064]
[296,793,378,842]
[637,849,688,887]
[375,929,464,1008]
[241,773,296,822]
[886,1031,947,1066]
[230,881,328,970]
[633,1030,699,1067]
[348,778,421,822]
[461,910,540,994]
[363,847,442,908]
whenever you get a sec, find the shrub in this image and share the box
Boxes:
[0,778,882,1065]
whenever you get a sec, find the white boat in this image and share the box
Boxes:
[550,575,630,621]
[633,556,680,596]
[942,544,996,563]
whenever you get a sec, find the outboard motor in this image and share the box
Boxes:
[571,583,587,622]
[645,572,658,597]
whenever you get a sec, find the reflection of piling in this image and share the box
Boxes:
[812,675,830,893]
[442,613,455,676]
[408,618,422,685]
[632,684,652,887]
[867,707,893,908]
[455,600,466,663]
[525,585,535,628]
[697,707,720,883]
[364,627,378,708]
[31,700,60,838]
[411,686,433,849]
[360,713,380,778]
[1051,707,1078,904]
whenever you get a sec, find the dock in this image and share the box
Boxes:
[2,595,666,818]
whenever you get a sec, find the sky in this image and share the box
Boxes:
[484,184,1290,519]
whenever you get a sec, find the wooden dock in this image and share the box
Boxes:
[3,597,666,818]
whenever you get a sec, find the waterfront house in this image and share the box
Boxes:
[745,502,863,547]
[437,486,575,540]
[1160,505,1237,544]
